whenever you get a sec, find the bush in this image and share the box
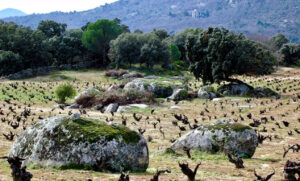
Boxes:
[0,50,23,76]
[55,84,77,103]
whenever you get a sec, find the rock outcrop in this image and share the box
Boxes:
[9,115,149,172]
[198,85,217,99]
[171,121,258,158]
[168,89,189,101]
[124,79,174,98]
[217,83,251,96]
[74,88,100,103]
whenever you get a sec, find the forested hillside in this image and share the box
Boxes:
[2,0,300,43]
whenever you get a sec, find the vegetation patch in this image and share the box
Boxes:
[203,123,252,132]
[58,118,141,144]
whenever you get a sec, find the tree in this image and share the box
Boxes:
[280,43,300,66]
[47,29,85,65]
[169,44,181,62]
[140,33,170,68]
[134,29,143,34]
[113,18,130,33]
[82,19,123,65]
[0,22,51,70]
[186,27,274,85]
[109,33,143,68]
[267,34,290,51]
[38,20,67,38]
[0,50,23,76]
[173,28,203,61]
[153,29,169,40]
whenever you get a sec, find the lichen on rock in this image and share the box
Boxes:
[171,121,257,158]
[9,114,149,172]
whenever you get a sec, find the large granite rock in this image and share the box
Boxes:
[105,103,119,112]
[217,84,251,96]
[170,121,258,158]
[9,115,149,172]
[124,79,173,98]
[168,89,189,101]
[198,85,217,99]
[217,84,279,98]
[252,87,280,98]
[74,88,100,103]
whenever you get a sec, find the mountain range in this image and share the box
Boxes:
[2,0,300,43]
[0,8,26,19]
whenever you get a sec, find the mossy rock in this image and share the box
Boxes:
[9,115,149,172]
[171,121,258,158]
[249,87,280,98]
[204,122,252,132]
[168,89,189,101]
[124,78,174,98]
[58,118,141,144]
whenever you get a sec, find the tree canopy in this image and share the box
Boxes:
[109,32,169,69]
[279,43,300,66]
[38,20,67,38]
[82,19,123,65]
[186,27,275,84]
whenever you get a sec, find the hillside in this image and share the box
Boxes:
[0,8,26,19]
[2,0,300,43]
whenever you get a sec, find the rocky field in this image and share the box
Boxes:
[0,67,299,181]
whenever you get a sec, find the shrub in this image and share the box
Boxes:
[55,84,77,103]
[0,50,23,76]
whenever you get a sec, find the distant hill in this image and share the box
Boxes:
[0,8,26,19]
[2,0,300,43]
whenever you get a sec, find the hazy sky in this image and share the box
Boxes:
[0,0,118,14]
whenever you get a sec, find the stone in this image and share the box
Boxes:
[217,84,251,96]
[170,106,182,110]
[168,89,189,101]
[198,90,211,99]
[151,82,173,98]
[198,85,217,99]
[170,121,258,158]
[212,98,222,101]
[124,79,174,98]
[129,104,149,108]
[124,79,153,93]
[144,76,159,79]
[9,115,149,172]
[74,88,100,102]
[122,73,144,79]
[70,113,81,119]
[252,87,280,98]
[107,84,120,92]
[67,103,79,109]
[117,106,134,112]
[94,104,103,111]
[105,103,119,113]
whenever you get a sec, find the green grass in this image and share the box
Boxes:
[125,107,157,114]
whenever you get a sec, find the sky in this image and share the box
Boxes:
[0,0,118,14]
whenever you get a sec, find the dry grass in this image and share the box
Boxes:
[0,67,299,181]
